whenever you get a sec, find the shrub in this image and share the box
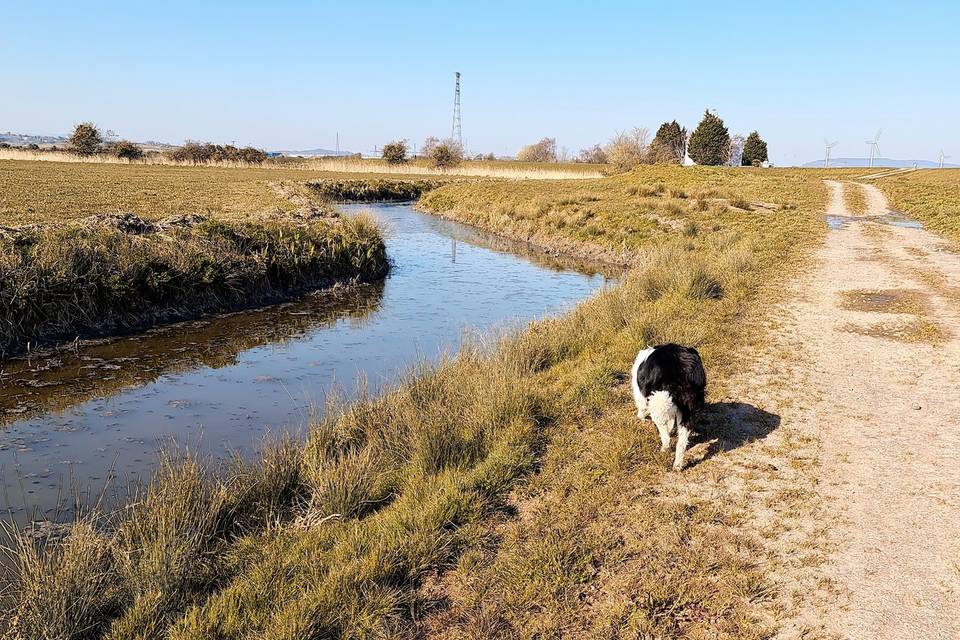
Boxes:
[742,131,769,166]
[576,144,608,164]
[108,140,144,160]
[516,138,557,163]
[235,146,267,163]
[26,143,40,150]
[69,122,102,156]
[166,142,266,165]
[688,110,730,166]
[604,128,649,173]
[650,120,686,164]
[382,140,407,164]
[431,140,463,169]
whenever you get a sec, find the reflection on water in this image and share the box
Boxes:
[0,203,611,525]
[0,283,385,426]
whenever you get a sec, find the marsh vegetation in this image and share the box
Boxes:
[0,163,831,638]
[0,210,388,357]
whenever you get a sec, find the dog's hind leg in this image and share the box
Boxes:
[673,423,690,471]
[634,393,649,419]
[655,417,671,452]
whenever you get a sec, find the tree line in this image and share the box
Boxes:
[381,111,768,172]
[516,111,769,171]
[54,122,268,164]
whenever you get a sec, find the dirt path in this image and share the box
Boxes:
[711,180,960,638]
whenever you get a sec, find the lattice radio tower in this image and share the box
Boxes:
[451,72,463,149]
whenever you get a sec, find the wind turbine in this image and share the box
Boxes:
[824,138,838,168]
[939,149,951,169]
[865,129,882,168]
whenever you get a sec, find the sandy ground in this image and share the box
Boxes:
[692,180,960,638]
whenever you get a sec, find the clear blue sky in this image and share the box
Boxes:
[2,1,957,165]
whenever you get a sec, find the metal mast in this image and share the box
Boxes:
[451,72,462,149]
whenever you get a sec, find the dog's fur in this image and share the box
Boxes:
[631,343,706,470]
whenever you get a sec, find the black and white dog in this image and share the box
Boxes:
[630,343,706,470]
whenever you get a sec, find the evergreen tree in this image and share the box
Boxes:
[687,110,730,166]
[741,131,769,166]
[650,120,686,163]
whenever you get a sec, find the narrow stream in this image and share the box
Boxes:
[0,203,612,525]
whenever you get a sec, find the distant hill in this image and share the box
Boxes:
[0,131,68,145]
[801,157,959,169]
[273,148,355,158]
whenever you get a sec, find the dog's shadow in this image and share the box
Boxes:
[689,401,781,467]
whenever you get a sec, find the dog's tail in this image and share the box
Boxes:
[648,390,679,432]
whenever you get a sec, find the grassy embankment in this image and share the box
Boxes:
[871,169,960,241]
[305,178,445,202]
[0,160,391,356]
[1,166,828,638]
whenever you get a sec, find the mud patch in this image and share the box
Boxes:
[838,289,928,315]
[841,318,945,344]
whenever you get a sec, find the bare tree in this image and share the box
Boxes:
[604,127,650,173]
[576,144,608,164]
[420,136,440,158]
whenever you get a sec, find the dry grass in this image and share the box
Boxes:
[840,318,945,344]
[0,159,450,225]
[0,149,601,180]
[288,157,603,180]
[871,169,960,242]
[0,166,829,638]
[843,180,868,215]
[0,147,272,168]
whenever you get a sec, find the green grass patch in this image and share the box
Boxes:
[872,169,960,242]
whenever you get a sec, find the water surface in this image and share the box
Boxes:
[1,204,611,524]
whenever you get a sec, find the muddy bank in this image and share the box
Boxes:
[305,178,446,202]
[0,210,388,358]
